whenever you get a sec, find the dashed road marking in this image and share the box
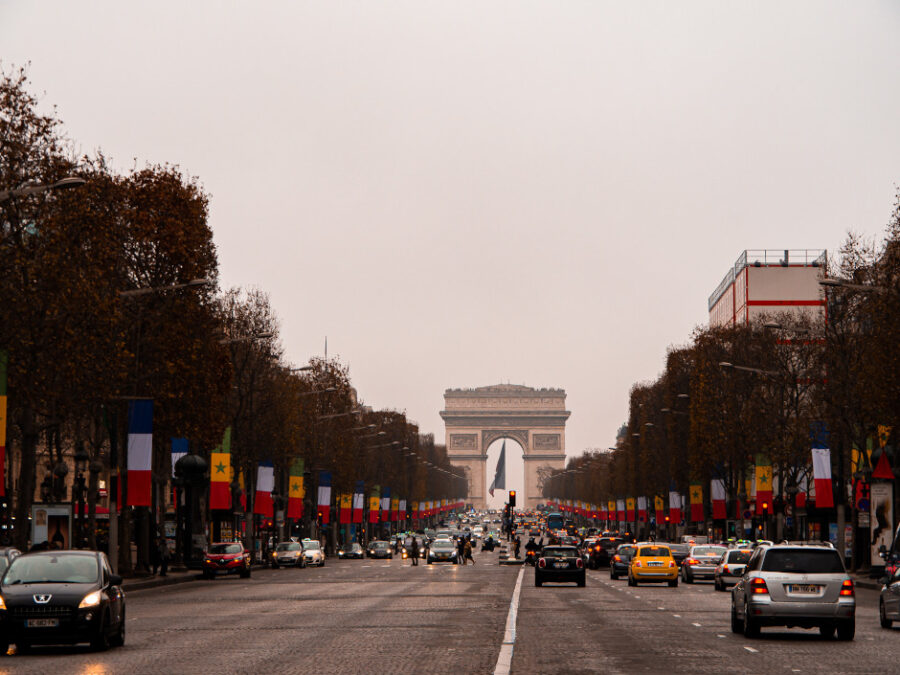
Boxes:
[493,566,525,675]
[692,622,702,627]
[673,614,681,618]
[717,634,726,638]
[744,646,758,653]
[657,607,665,610]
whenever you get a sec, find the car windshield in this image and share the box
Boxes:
[4,554,99,585]
[277,543,301,551]
[761,549,845,574]
[668,544,689,555]
[693,546,726,557]
[209,544,242,554]
[618,547,636,558]
[371,542,388,549]
[302,541,321,550]
[341,544,359,551]
[728,550,752,564]
[543,547,577,557]
[638,546,670,557]
[433,541,454,551]
[600,539,621,551]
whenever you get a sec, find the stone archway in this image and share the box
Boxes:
[440,384,570,510]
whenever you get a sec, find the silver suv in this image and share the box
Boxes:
[730,543,855,640]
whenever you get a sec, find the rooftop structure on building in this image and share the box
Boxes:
[708,250,827,327]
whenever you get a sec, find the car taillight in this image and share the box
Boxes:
[668,560,675,567]
[538,558,546,568]
[576,558,584,569]
[634,560,642,567]
[613,555,621,562]
[751,578,769,595]
[840,579,854,597]
[685,558,698,566]
[723,565,729,573]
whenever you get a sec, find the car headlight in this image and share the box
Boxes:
[205,558,212,564]
[0,595,6,610]
[79,590,102,608]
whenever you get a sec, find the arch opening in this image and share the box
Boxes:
[484,437,526,510]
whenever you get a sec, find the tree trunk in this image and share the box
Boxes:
[13,406,38,550]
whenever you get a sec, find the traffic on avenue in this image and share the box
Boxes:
[3,509,900,673]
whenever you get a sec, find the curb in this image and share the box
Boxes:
[123,573,200,592]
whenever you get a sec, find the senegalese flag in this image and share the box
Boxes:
[654,495,665,523]
[690,482,704,522]
[287,457,304,519]
[0,350,7,498]
[369,487,380,523]
[625,497,636,522]
[339,493,352,524]
[755,454,773,515]
[209,427,232,510]
[391,497,400,522]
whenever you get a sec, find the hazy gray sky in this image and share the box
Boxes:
[4,2,899,497]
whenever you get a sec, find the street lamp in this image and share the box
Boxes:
[119,278,212,298]
[218,330,274,345]
[819,278,886,293]
[0,175,86,203]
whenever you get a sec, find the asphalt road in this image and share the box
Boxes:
[2,549,899,674]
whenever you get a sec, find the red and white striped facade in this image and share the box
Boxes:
[708,250,827,327]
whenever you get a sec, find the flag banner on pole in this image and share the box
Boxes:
[654,495,665,523]
[599,504,607,520]
[171,437,188,478]
[489,440,506,497]
[0,350,6,498]
[412,501,419,520]
[626,498,635,522]
[317,471,332,523]
[755,454,773,514]
[637,496,647,522]
[795,471,808,508]
[711,479,727,519]
[339,493,352,524]
[399,499,407,520]
[616,499,625,522]
[690,483,704,522]
[253,461,275,516]
[238,470,247,509]
[391,497,399,522]
[352,481,365,523]
[369,487,380,523]
[668,484,681,523]
[381,487,391,522]
[811,447,834,509]
[126,400,153,507]
[209,428,232,510]
[287,458,304,519]
[607,500,615,521]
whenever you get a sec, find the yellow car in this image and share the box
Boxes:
[628,544,679,587]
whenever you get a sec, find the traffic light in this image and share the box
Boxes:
[509,490,516,507]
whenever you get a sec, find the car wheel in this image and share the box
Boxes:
[320,560,325,567]
[610,570,617,580]
[730,603,744,634]
[627,575,635,587]
[427,560,432,565]
[240,567,251,579]
[819,623,835,639]
[668,578,678,588]
[577,575,586,587]
[743,602,759,638]
[535,575,542,587]
[881,599,893,629]
[202,570,214,580]
[15,641,32,655]
[837,620,855,641]
[271,563,279,569]
[685,570,693,584]
[110,610,126,648]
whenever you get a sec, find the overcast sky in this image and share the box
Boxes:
[4,2,899,497]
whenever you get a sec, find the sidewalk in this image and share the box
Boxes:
[121,568,201,592]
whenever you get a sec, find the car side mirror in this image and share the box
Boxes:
[880,576,890,585]
[110,574,123,587]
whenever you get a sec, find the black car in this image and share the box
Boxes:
[535,546,585,587]
[338,543,364,559]
[668,543,690,567]
[609,544,637,580]
[367,541,393,559]
[591,537,623,568]
[0,550,125,652]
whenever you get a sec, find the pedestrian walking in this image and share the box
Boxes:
[157,535,170,577]
[514,536,521,559]
[464,538,475,565]
[410,537,419,566]
[457,537,466,565]
[151,536,161,575]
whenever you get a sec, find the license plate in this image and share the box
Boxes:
[789,584,820,594]
[26,618,59,628]
[648,561,662,567]
[553,562,568,569]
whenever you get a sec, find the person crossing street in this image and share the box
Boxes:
[410,536,419,566]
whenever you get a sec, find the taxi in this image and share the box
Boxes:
[628,543,678,587]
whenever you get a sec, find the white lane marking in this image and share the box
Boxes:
[381,564,391,568]
[657,607,665,610]
[493,566,525,675]
[361,565,371,568]
[717,634,726,638]
[673,614,681,618]
[744,646,758,653]
[692,622,702,627]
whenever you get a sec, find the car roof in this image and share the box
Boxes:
[24,549,99,557]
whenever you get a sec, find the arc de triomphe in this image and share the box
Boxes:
[440,384,570,510]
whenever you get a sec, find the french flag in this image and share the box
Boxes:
[812,447,834,509]
[317,471,332,523]
[126,400,153,507]
[381,487,391,523]
[711,478,727,519]
[352,481,364,523]
[254,461,274,516]
[669,486,681,524]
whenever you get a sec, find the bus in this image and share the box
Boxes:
[546,512,564,532]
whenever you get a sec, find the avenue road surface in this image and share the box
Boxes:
[3,548,899,674]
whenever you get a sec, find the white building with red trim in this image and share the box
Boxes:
[708,250,827,327]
